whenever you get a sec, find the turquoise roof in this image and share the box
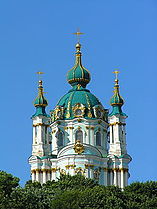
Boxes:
[67,43,91,88]
[51,43,108,122]
[32,107,50,118]
[32,80,49,118]
[109,78,126,117]
[33,81,48,107]
[56,86,103,120]
[110,79,124,106]
[109,106,127,117]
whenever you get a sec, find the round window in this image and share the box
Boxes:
[75,109,82,116]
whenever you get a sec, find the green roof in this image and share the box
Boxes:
[56,86,103,120]
[109,106,127,117]
[32,107,50,118]
[109,78,126,117]
[67,43,91,88]
[32,80,48,117]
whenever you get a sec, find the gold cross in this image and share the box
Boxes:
[113,70,120,80]
[36,71,44,80]
[73,29,84,43]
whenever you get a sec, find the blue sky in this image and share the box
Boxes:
[0,0,157,185]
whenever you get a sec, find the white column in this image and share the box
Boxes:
[32,171,36,182]
[47,171,51,181]
[91,128,94,146]
[36,170,40,182]
[71,168,75,175]
[86,128,90,144]
[121,169,124,189]
[109,125,113,144]
[104,169,108,186]
[125,171,128,186]
[52,131,58,154]
[89,168,93,179]
[70,128,74,143]
[110,170,113,185]
[114,170,117,186]
[51,170,56,181]
[43,171,47,184]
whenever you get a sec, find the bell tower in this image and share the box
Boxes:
[108,71,131,188]
[29,76,52,183]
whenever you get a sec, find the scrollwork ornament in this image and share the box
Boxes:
[73,140,84,154]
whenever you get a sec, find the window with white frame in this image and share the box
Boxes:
[75,130,83,143]
[57,131,64,147]
[96,132,101,146]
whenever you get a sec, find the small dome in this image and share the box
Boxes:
[32,80,49,118]
[34,95,48,107]
[110,79,124,106]
[109,77,127,117]
[67,43,91,88]
[33,80,48,107]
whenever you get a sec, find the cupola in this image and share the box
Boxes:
[109,71,126,117]
[67,43,91,88]
[32,80,48,117]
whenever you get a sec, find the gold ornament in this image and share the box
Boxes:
[73,140,84,154]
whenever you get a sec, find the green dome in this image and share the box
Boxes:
[109,78,126,117]
[110,79,124,106]
[110,91,124,106]
[32,80,49,118]
[33,81,48,107]
[67,43,91,88]
[51,43,107,122]
[51,85,106,121]
[34,96,48,107]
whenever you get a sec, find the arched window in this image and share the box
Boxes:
[57,132,64,147]
[75,130,83,143]
[96,132,101,146]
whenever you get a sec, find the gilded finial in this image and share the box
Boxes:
[36,72,45,96]
[73,29,84,44]
[33,71,48,108]
[36,71,44,81]
[113,70,120,85]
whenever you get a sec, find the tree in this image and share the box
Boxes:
[43,174,98,191]
[1,171,157,209]
[0,171,19,196]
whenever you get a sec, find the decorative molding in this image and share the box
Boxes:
[106,168,128,172]
[65,164,76,169]
[85,164,94,169]
[109,122,126,126]
[31,169,52,173]
[51,168,57,172]
[33,123,50,127]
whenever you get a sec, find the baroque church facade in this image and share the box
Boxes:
[29,41,131,189]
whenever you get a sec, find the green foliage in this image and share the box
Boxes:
[124,181,157,209]
[51,174,98,191]
[0,171,157,209]
[0,171,19,196]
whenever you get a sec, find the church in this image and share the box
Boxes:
[29,39,132,189]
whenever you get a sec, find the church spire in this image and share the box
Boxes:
[32,74,48,117]
[67,30,91,88]
[109,71,126,117]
